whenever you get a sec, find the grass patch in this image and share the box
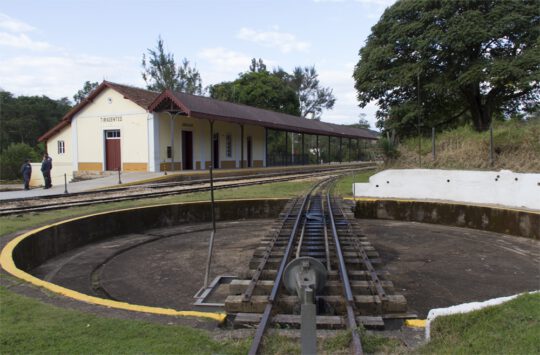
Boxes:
[417,293,540,355]
[0,179,312,239]
[261,334,301,354]
[0,286,249,354]
[392,120,540,172]
[260,328,402,354]
[333,170,374,197]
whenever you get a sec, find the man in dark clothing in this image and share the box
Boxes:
[41,153,52,189]
[20,159,32,190]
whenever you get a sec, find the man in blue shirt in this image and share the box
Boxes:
[20,159,32,190]
[41,153,52,189]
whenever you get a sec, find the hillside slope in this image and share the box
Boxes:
[387,120,540,173]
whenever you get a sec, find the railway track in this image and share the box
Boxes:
[0,165,374,216]
[225,177,411,354]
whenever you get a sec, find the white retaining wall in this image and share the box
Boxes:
[29,162,74,187]
[353,169,540,211]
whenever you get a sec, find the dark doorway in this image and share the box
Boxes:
[213,133,220,169]
[182,131,193,170]
[247,136,252,168]
[105,130,121,171]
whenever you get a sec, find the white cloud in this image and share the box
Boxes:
[0,13,35,33]
[0,13,54,51]
[0,32,52,50]
[318,63,379,128]
[197,47,279,85]
[237,27,310,53]
[198,47,252,75]
[0,55,143,99]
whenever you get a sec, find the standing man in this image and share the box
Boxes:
[20,159,32,190]
[41,153,53,189]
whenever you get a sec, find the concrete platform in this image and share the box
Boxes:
[0,171,164,201]
[29,218,540,318]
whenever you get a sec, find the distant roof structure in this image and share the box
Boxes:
[39,81,378,142]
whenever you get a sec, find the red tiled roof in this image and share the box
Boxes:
[40,81,378,142]
[38,81,159,142]
[149,90,379,140]
[105,81,160,108]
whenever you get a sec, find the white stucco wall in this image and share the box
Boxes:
[74,88,149,170]
[46,125,72,165]
[353,169,540,211]
[156,114,266,170]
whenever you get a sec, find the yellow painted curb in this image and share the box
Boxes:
[0,200,299,323]
[405,319,426,328]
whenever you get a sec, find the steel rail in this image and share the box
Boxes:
[2,165,375,205]
[326,191,363,355]
[242,197,302,302]
[334,200,387,303]
[322,200,332,272]
[0,167,373,216]
[294,198,312,259]
[248,178,330,355]
[0,173,331,216]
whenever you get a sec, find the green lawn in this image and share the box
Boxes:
[0,285,249,354]
[0,282,401,355]
[416,293,540,355]
[333,170,374,197]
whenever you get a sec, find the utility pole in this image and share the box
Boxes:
[417,73,422,168]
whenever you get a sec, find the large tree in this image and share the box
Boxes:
[289,66,336,119]
[73,81,99,104]
[209,70,300,116]
[141,36,203,94]
[354,0,540,134]
[210,59,335,118]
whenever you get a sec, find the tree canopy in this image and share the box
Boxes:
[73,81,99,104]
[209,70,300,116]
[0,91,71,151]
[209,59,335,118]
[142,36,203,94]
[287,66,336,119]
[354,0,540,135]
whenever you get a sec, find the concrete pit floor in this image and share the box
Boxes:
[31,218,539,321]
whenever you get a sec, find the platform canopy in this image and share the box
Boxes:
[148,90,378,140]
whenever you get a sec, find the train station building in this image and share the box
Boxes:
[38,81,378,176]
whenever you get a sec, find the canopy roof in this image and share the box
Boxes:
[149,90,378,140]
[39,81,378,142]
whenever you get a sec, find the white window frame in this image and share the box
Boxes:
[58,140,65,154]
[226,134,233,158]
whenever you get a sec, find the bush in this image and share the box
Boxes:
[0,143,40,180]
[378,137,399,160]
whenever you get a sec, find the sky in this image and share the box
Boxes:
[0,0,395,129]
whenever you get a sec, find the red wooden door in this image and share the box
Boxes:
[105,130,121,171]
